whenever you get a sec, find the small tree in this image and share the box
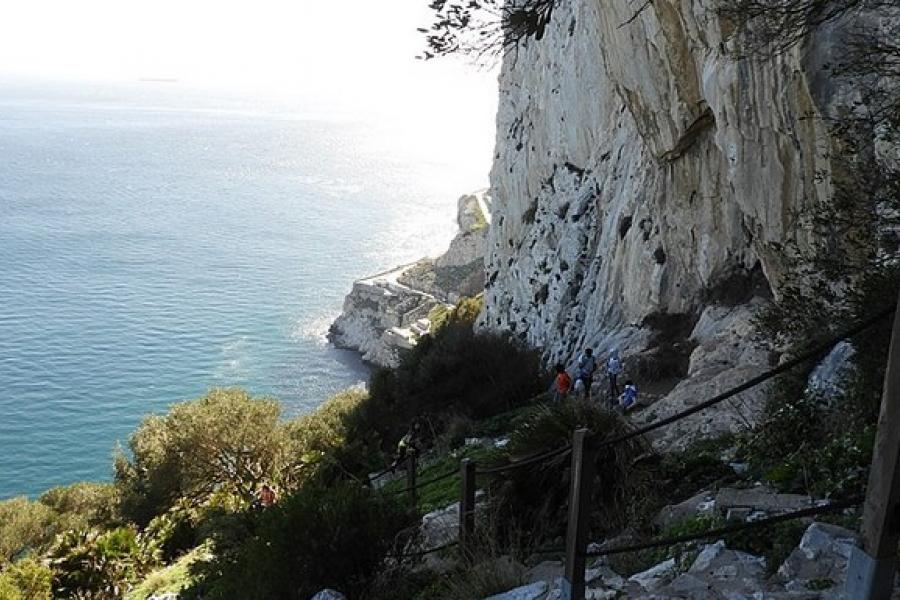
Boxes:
[48,527,157,599]
[0,498,59,565]
[419,0,559,62]
[0,558,52,600]
[115,388,300,526]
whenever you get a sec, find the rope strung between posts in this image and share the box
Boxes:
[582,496,863,557]
[397,539,459,559]
[476,444,573,475]
[592,305,895,451]
[368,465,394,482]
[388,467,459,496]
[375,308,893,504]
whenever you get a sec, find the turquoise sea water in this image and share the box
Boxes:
[0,80,489,498]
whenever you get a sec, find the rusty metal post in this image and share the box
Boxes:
[562,429,596,600]
[407,453,417,508]
[847,298,900,599]
[459,458,477,557]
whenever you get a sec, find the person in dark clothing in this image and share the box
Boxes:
[576,348,598,400]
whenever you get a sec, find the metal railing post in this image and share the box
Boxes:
[407,453,418,508]
[459,458,476,557]
[562,428,595,600]
[847,295,900,599]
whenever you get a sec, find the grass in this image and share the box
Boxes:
[381,445,501,514]
[126,544,208,600]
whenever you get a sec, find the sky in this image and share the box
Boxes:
[0,0,499,121]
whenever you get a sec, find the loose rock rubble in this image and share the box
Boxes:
[485,521,866,599]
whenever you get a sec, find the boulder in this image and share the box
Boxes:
[635,303,772,452]
[714,486,813,517]
[310,590,347,600]
[777,522,858,587]
[654,490,716,529]
[483,580,548,600]
[420,501,460,550]
[806,341,856,401]
[627,558,679,592]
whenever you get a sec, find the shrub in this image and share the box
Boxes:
[484,399,649,546]
[0,558,52,600]
[49,527,157,599]
[39,482,120,531]
[0,575,20,600]
[347,312,543,466]
[115,388,301,526]
[0,498,60,564]
[187,483,417,599]
[284,387,367,484]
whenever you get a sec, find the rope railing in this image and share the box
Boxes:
[397,539,459,559]
[476,444,573,475]
[388,467,458,496]
[584,495,862,557]
[592,305,894,450]
[378,306,894,591]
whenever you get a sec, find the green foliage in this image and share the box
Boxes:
[0,558,52,600]
[608,515,718,576]
[738,370,877,498]
[284,387,367,483]
[125,545,207,600]
[0,576,20,600]
[142,505,198,564]
[187,483,416,600]
[485,399,648,546]
[39,482,120,532]
[115,388,301,526]
[0,498,60,565]
[348,311,543,468]
[725,519,808,575]
[426,557,525,600]
[49,527,157,599]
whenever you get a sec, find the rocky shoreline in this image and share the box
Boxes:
[328,191,490,368]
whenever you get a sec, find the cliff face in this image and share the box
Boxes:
[480,0,844,354]
[478,0,861,447]
[330,192,490,367]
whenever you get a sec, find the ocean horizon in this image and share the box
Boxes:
[0,78,492,499]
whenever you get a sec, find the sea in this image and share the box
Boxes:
[0,78,492,499]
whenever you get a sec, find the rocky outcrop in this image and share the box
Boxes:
[488,521,868,599]
[476,0,885,447]
[330,191,490,367]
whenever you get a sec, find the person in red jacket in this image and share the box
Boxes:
[552,364,572,402]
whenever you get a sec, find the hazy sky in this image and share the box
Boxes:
[0,0,498,119]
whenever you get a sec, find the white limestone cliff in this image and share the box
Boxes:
[330,191,490,367]
[477,0,879,446]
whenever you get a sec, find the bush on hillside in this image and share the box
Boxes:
[284,387,367,484]
[346,305,543,465]
[184,483,417,600]
[0,498,61,565]
[114,388,301,526]
[39,482,120,532]
[484,399,649,546]
[0,557,52,600]
[49,527,158,599]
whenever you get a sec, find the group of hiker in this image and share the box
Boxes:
[553,347,637,411]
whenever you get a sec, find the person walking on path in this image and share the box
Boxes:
[618,380,638,411]
[576,348,598,400]
[391,422,422,473]
[552,364,572,402]
[606,348,622,402]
